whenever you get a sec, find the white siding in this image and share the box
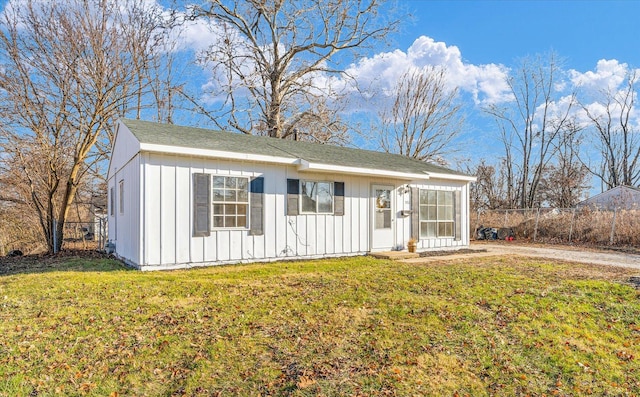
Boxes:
[106,123,143,266]
[137,159,400,268]
[122,152,473,269]
[106,153,141,266]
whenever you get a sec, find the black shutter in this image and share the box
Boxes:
[334,182,345,216]
[286,178,299,216]
[193,173,210,237]
[454,190,462,241]
[411,187,420,239]
[249,177,264,236]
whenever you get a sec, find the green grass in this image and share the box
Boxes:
[1,255,639,396]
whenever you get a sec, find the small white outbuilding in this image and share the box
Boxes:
[106,119,476,270]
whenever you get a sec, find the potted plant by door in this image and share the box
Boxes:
[407,238,417,253]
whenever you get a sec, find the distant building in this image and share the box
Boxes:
[576,185,640,210]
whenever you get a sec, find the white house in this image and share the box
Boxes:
[106,119,476,270]
[577,185,640,210]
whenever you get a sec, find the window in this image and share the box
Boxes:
[110,187,115,216]
[300,180,333,214]
[212,176,249,228]
[419,190,454,238]
[119,180,124,214]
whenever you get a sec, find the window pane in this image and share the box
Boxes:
[213,189,225,201]
[213,204,224,215]
[225,177,237,189]
[213,216,224,228]
[237,216,247,227]
[237,189,248,202]
[375,189,390,209]
[438,222,453,237]
[224,216,236,228]
[419,206,429,219]
[212,177,225,188]
[224,204,236,215]
[237,178,248,190]
[427,190,436,204]
[419,190,429,204]
[301,181,316,212]
[224,190,237,202]
[439,191,453,205]
[375,209,391,229]
[420,221,436,238]
[444,206,453,220]
[237,204,247,215]
[428,206,437,219]
[301,196,315,212]
[317,182,333,213]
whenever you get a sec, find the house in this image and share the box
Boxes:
[106,119,476,270]
[576,185,640,210]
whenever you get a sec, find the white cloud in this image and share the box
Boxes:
[569,59,630,92]
[343,36,512,105]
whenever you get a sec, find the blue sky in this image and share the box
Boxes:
[2,0,638,177]
[403,0,640,70]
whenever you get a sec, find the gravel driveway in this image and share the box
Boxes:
[402,242,640,270]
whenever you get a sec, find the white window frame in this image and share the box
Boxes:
[419,189,454,238]
[300,180,334,214]
[211,175,250,229]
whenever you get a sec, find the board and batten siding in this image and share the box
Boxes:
[139,153,381,269]
[107,153,141,266]
[107,126,142,267]
[109,151,471,270]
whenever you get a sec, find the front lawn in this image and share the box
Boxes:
[1,255,639,396]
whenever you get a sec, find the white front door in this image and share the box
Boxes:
[371,184,394,251]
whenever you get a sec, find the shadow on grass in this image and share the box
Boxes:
[0,250,130,276]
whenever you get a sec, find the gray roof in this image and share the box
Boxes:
[121,118,469,178]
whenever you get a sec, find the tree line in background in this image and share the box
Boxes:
[0,0,182,253]
[470,53,640,211]
[0,0,638,254]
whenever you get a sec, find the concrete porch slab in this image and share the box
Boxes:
[369,251,420,260]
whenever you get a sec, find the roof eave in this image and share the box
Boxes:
[139,143,298,165]
[297,159,429,180]
[427,171,477,182]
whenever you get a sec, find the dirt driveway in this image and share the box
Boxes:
[402,242,640,270]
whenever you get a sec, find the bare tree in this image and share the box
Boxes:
[538,124,589,207]
[379,67,464,164]
[581,70,640,190]
[0,0,176,253]
[468,159,512,210]
[485,53,578,209]
[188,0,399,142]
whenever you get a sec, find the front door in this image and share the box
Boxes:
[371,185,394,251]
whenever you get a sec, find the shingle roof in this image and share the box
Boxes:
[121,118,470,178]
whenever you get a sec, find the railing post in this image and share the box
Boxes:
[533,208,540,242]
[568,208,576,243]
